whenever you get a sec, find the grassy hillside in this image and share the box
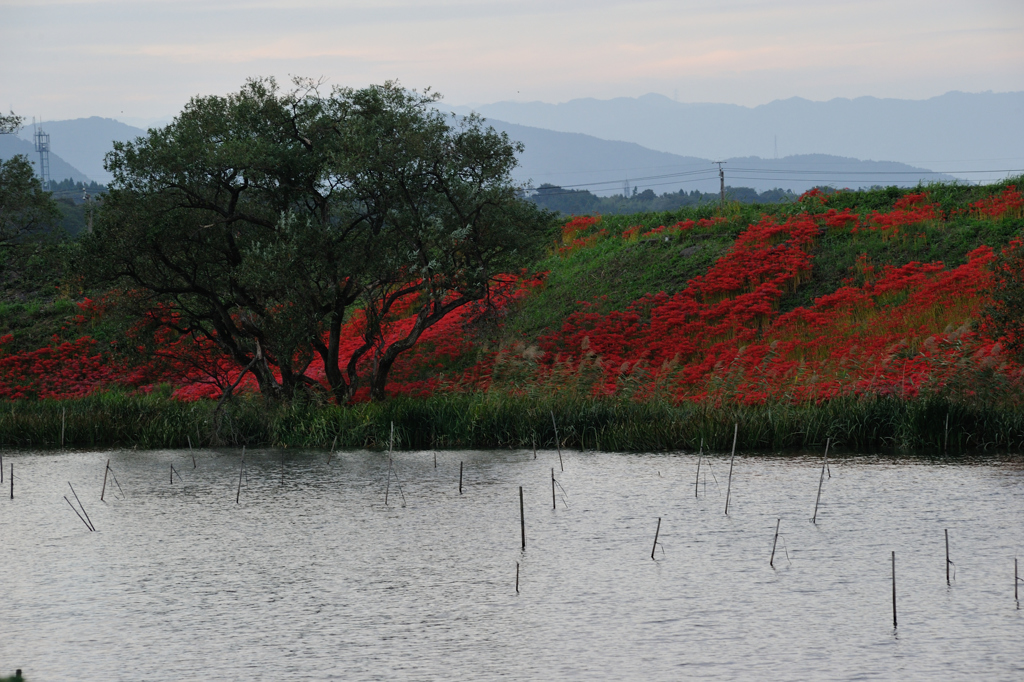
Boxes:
[510,181,1022,339]
[2,179,1024,451]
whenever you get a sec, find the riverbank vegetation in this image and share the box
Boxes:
[1,82,1023,453]
[4,390,1024,455]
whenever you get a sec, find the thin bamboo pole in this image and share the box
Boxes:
[520,486,526,550]
[892,551,898,628]
[651,517,661,560]
[101,459,109,501]
[64,496,93,531]
[945,529,950,585]
[550,410,563,472]
[236,447,245,504]
[813,438,830,524]
[770,518,780,567]
[551,468,556,509]
[695,438,703,498]
[724,424,738,516]
[68,482,94,531]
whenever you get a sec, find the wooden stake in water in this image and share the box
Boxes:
[236,447,245,504]
[1,452,3,483]
[68,482,95,531]
[516,562,520,594]
[892,551,898,628]
[551,468,556,510]
[9,463,12,499]
[550,410,563,472]
[520,486,526,550]
[770,518,780,567]
[813,437,830,524]
[101,459,109,502]
[459,461,463,495]
[651,517,662,560]
[384,424,395,505]
[327,435,337,465]
[532,433,537,460]
[695,438,704,498]
[945,529,951,585]
[64,496,93,531]
[1015,558,1019,602]
[724,423,738,516]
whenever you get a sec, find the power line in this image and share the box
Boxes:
[528,166,1024,196]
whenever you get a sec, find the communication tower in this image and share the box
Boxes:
[33,118,51,191]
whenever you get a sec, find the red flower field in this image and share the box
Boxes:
[3,186,1023,406]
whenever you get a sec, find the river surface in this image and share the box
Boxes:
[1,447,1022,680]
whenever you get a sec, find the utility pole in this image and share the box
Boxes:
[713,161,726,205]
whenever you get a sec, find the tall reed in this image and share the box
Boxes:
[3,391,1024,453]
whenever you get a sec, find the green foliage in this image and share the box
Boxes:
[0,155,61,243]
[530,183,797,216]
[77,77,553,403]
[0,109,23,134]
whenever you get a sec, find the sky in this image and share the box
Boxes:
[2,0,1023,124]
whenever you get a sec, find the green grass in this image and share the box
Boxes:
[3,390,1023,454]
[509,179,1024,337]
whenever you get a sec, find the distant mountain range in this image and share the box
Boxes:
[7,90,1019,193]
[486,119,954,194]
[449,91,1024,184]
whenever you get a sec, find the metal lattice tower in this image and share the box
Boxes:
[33,118,51,191]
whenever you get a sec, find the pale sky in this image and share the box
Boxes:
[2,0,1023,123]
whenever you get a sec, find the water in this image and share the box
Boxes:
[2,447,1022,680]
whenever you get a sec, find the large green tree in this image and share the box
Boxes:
[0,155,62,243]
[81,78,551,402]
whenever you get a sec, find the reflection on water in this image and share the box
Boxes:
[2,448,1023,681]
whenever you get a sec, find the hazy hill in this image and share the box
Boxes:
[487,119,953,194]
[11,113,955,195]
[451,91,1024,183]
[0,134,92,184]
[16,117,147,184]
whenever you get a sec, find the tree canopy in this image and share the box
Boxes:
[0,155,62,243]
[81,78,552,402]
